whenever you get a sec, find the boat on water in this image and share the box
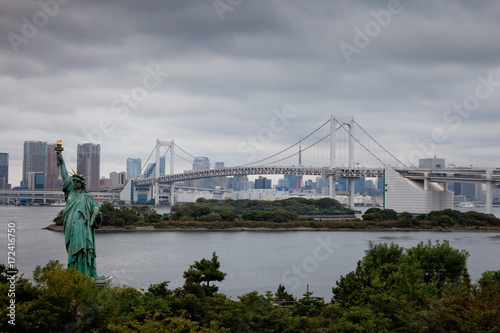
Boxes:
[456,202,476,208]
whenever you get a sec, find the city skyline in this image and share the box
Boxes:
[2,1,500,187]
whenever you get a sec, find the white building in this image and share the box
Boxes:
[384,167,453,214]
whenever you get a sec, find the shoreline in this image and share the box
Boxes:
[44,224,500,233]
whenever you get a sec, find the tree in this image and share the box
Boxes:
[183,252,226,296]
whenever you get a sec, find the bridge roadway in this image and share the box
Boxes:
[133,166,385,186]
[134,165,500,186]
[0,190,119,202]
[395,167,500,184]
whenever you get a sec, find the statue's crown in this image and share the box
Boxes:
[70,169,86,183]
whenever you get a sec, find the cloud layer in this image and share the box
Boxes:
[2,0,500,185]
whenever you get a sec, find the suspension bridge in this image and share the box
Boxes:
[128,115,500,215]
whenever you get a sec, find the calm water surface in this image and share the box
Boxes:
[1,205,499,300]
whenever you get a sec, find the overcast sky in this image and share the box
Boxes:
[2,0,500,187]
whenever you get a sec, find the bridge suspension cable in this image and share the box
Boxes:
[336,119,406,168]
[173,143,197,160]
[140,146,157,175]
[262,133,331,166]
[353,120,407,167]
[238,118,332,167]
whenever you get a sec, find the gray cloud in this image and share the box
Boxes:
[1,0,500,185]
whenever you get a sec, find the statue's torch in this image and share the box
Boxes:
[55,140,64,155]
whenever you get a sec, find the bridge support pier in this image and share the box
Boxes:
[330,115,356,209]
[486,169,493,215]
[348,178,355,209]
[154,139,175,206]
[170,183,175,206]
[329,175,336,199]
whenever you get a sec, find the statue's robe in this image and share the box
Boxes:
[62,179,102,277]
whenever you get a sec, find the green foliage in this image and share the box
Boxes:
[1,244,499,332]
[53,209,64,226]
[292,292,327,317]
[426,209,500,228]
[332,240,475,331]
[54,203,164,227]
[396,212,418,227]
[183,252,227,296]
[171,197,352,223]
[362,208,398,221]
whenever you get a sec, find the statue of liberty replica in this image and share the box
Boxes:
[55,141,103,278]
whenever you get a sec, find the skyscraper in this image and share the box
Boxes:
[255,176,271,189]
[77,143,100,191]
[22,141,47,189]
[0,153,9,190]
[127,158,142,179]
[284,174,298,190]
[192,157,211,188]
[47,143,63,190]
[214,162,226,188]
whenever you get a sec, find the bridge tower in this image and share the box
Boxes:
[330,115,356,209]
[154,139,175,206]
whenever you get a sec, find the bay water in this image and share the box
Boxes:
[1,205,499,300]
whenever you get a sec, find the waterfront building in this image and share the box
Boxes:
[0,153,9,190]
[126,158,142,179]
[77,143,100,191]
[22,141,47,189]
[27,172,44,190]
[452,182,476,202]
[385,167,452,214]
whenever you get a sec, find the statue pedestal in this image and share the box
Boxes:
[95,275,113,288]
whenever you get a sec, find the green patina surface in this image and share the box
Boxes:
[57,149,102,277]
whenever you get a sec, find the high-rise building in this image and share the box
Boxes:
[255,176,271,189]
[0,153,9,190]
[284,174,298,190]
[109,171,126,186]
[22,141,47,189]
[192,157,211,188]
[28,172,45,190]
[419,157,445,168]
[277,178,290,190]
[143,163,156,178]
[47,143,63,190]
[214,162,226,188]
[77,143,100,191]
[227,175,249,191]
[127,158,142,179]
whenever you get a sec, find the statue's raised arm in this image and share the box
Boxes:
[56,150,71,184]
